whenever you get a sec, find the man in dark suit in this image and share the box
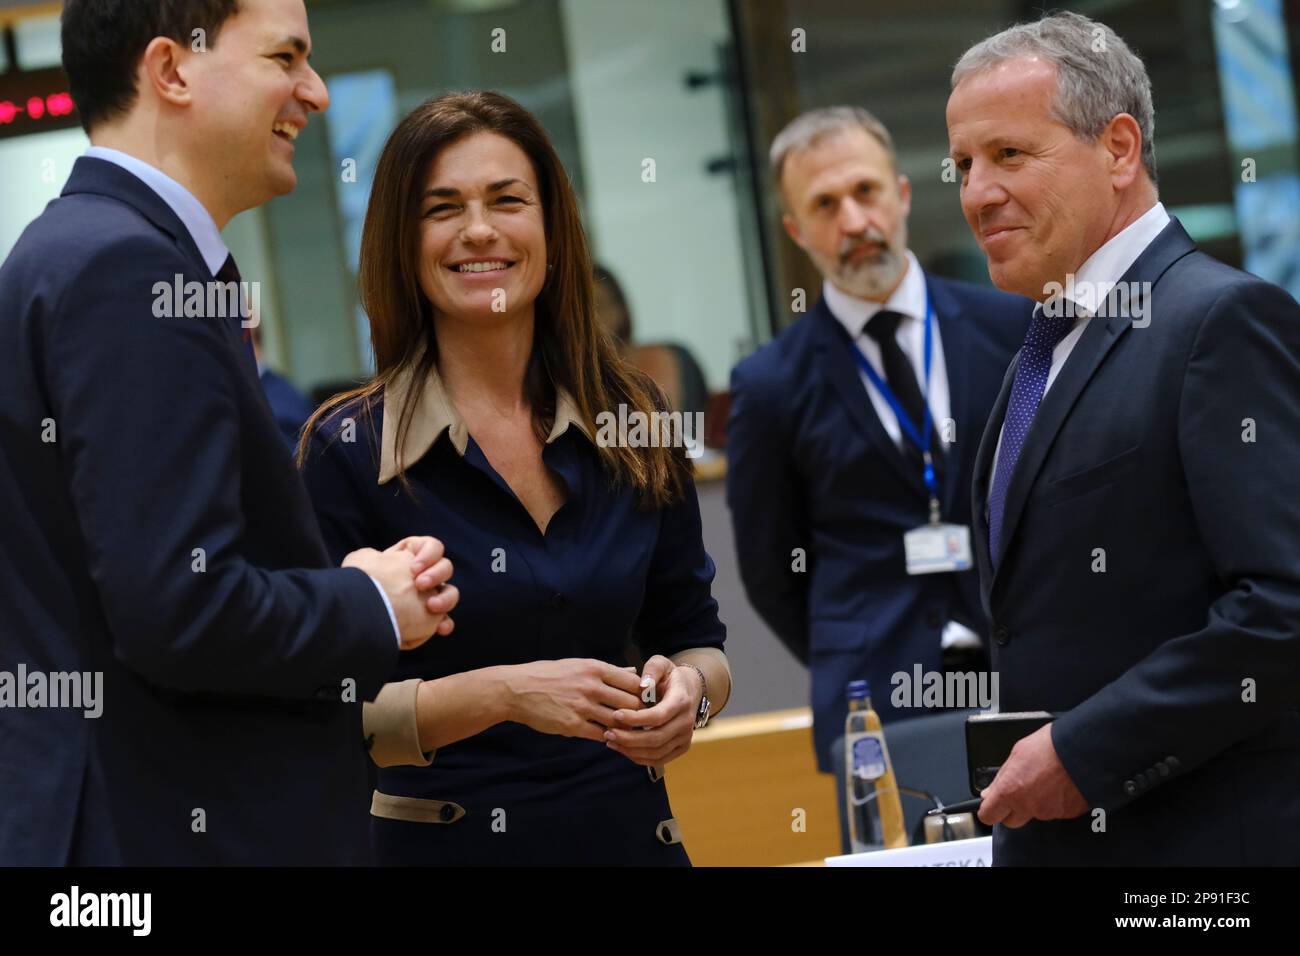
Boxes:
[726,106,1032,774]
[0,0,457,865]
[949,11,1300,864]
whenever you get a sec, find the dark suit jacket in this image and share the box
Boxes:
[0,157,397,864]
[972,218,1300,865]
[727,273,1032,770]
[260,367,315,451]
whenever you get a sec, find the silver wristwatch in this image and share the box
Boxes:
[685,664,711,729]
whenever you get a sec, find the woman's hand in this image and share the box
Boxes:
[604,655,701,767]
[503,659,644,742]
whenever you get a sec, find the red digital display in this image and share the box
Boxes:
[0,67,80,140]
[0,91,75,125]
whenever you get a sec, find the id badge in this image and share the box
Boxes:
[904,523,973,574]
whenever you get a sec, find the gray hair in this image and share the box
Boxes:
[951,11,1157,183]
[769,106,897,205]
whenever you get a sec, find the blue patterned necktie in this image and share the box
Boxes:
[987,305,1076,562]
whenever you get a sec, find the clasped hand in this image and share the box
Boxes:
[343,535,458,650]
[506,655,702,767]
[604,655,702,767]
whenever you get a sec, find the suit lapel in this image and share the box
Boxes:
[62,157,211,277]
[973,351,1018,579]
[990,218,1199,589]
[929,276,971,518]
[811,299,928,499]
[992,309,1129,575]
[63,156,259,382]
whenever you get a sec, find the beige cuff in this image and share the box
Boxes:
[656,817,684,845]
[363,678,435,768]
[370,791,464,824]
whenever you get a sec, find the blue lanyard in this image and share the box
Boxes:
[843,288,942,522]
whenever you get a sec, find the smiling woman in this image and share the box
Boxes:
[306,91,689,505]
[297,90,732,866]
[416,134,549,341]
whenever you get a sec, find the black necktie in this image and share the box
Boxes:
[863,309,944,477]
[216,254,257,369]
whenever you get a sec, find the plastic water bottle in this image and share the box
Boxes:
[845,680,909,852]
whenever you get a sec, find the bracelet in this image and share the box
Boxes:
[681,663,707,708]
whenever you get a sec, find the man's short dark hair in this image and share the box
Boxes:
[62,0,242,133]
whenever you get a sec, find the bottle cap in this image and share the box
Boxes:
[846,679,870,700]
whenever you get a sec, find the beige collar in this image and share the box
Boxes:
[378,359,593,484]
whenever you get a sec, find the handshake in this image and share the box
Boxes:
[343,536,458,650]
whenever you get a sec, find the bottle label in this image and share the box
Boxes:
[851,735,887,781]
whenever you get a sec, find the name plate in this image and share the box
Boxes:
[825,836,992,867]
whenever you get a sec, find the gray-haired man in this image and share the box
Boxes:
[949,11,1300,865]
[726,106,1033,803]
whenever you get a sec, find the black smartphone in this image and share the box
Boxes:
[965,711,1055,797]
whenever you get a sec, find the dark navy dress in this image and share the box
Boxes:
[301,388,725,865]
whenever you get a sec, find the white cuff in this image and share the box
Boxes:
[366,574,402,645]
[941,621,982,649]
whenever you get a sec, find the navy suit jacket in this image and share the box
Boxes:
[0,157,397,864]
[260,367,314,451]
[973,219,1300,865]
[727,273,1032,770]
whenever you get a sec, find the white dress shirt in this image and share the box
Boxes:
[824,250,953,451]
[990,202,1171,485]
[824,251,979,650]
[83,146,402,644]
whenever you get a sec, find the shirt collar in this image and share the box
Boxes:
[1052,202,1170,317]
[378,353,594,484]
[85,146,230,276]
[823,249,925,338]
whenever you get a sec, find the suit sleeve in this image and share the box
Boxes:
[301,420,438,753]
[725,359,812,664]
[44,237,397,700]
[1051,280,1300,811]
[631,476,726,660]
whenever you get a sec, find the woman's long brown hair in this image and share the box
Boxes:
[297,90,688,507]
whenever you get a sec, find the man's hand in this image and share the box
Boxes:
[978,724,1089,828]
[343,535,457,650]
